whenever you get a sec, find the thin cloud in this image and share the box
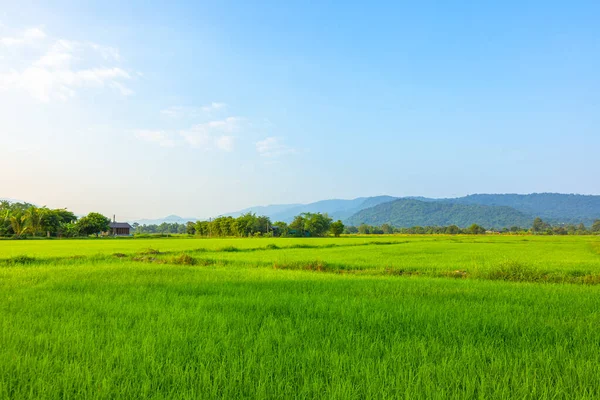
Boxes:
[134,130,177,148]
[161,102,228,119]
[179,117,241,151]
[134,117,241,152]
[201,102,227,113]
[256,137,296,158]
[0,27,46,46]
[0,27,133,101]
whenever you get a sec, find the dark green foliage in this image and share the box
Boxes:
[286,213,335,237]
[381,223,394,234]
[76,212,110,237]
[185,221,196,235]
[192,213,273,238]
[330,220,344,237]
[136,222,188,235]
[532,217,552,234]
[446,225,460,234]
[346,198,533,228]
[1,201,79,237]
[467,224,486,234]
[273,221,289,237]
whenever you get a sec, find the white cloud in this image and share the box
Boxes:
[0,27,133,101]
[256,137,296,158]
[0,27,46,46]
[215,135,235,151]
[161,102,228,119]
[89,43,120,61]
[160,106,200,119]
[202,102,227,113]
[180,117,241,151]
[134,130,176,148]
[134,117,241,152]
[110,81,134,96]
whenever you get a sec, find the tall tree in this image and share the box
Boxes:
[532,217,548,233]
[9,213,27,237]
[330,220,345,237]
[24,206,43,236]
[301,213,332,237]
[76,212,110,237]
[289,215,306,237]
[467,224,486,234]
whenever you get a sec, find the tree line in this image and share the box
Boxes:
[133,222,188,235]
[187,212,345,238]
[1,202,111,238]
[346,218,600,235]
[2,200,599,238]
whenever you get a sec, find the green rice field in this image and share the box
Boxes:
[1,235,600,399]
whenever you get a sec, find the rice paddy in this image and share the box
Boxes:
[1,235,600,399]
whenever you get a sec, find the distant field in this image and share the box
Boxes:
[1,235,600,398]
[0,236,400,258]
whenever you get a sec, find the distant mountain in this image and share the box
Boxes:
[132,215,199,225]
[224,203,302,218]
[225,193,600,226]
[346,198,533,228]
[435,193,600,225]
[225,196,398,223]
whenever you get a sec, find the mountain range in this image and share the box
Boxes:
[224,193,600,228]
[132,215,199,226]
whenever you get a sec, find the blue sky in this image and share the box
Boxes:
[1,1,599,219]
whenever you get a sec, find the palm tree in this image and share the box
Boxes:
[9,213,27,237]
[24,206,43,236]
[1,201,10,235]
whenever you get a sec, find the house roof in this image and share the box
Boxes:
[109,222,133,229]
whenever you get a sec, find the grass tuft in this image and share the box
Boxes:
[139,248,161,255]
[219,246,239,252]
[4,255,38,265]
[171,254,197,265]
[484,260,544,282]
[273,260,329,271]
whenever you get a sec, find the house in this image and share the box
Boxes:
[109,215,133,236]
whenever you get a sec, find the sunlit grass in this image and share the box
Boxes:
[1,235,600,398]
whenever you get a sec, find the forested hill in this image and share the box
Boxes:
[345,198,533,228]
[435,193,600,225]
[224,193,600,226]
